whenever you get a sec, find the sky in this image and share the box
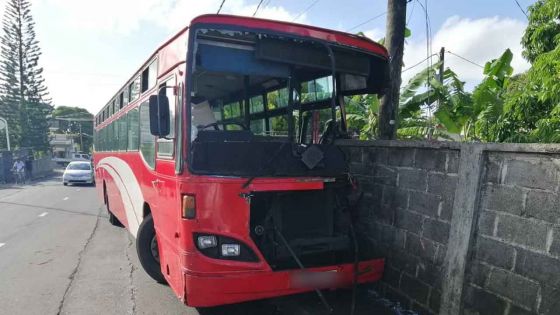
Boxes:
[0,0,536,115]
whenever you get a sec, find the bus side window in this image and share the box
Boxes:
[118,116,128,151]
[127,108,140,151]
[140,102,156,168]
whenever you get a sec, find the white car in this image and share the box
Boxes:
[63,161,95,186]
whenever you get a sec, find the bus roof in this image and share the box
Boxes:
[191,14,388,59]
[96,14,389,119]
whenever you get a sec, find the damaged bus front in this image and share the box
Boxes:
[177,16,390,307]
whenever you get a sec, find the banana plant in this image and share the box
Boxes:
[398,61,471,140]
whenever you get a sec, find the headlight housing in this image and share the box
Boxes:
[194,233,258,262]
[197,235,217,249]
[221,244,240,257]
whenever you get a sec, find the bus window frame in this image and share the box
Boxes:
[183,23,386,175]
[156,74,177,160]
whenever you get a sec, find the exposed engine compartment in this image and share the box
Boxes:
[249,179,377,271]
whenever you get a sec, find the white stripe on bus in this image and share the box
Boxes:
[98,157,144,238]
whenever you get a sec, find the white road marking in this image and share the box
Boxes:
[38,212,48,217]
[0,243,5,248]
[76,188,81,192]
[63,197,69,201]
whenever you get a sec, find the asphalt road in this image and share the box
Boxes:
[0,175,396,315]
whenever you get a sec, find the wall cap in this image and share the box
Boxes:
[336,139,560,154]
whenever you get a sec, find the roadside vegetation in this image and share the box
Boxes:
[0,0,52,152]
[347,0,560,143]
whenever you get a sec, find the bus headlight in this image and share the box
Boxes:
[193,233,258,262]
[197,235,217,249]
[221,244,240,256]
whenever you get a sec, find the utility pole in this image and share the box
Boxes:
[429,47,445,140]
[79,123,83,153]
[439,47,445,84]
[378,0,407,139]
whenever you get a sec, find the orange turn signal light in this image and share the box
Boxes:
[182,194,196,219]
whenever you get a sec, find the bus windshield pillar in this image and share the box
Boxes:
[243,75,250,129]
[287,74,295,143]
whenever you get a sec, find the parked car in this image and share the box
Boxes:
[62,161,94,186]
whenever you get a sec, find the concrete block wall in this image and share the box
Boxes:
[343,141,461,314]
[339,140,560,315]
[464,152,560,315]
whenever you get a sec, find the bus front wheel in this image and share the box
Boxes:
[136,214,166,284]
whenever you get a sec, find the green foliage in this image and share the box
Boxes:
[345,94,379,139]
[52,106,94,153]
[347,48,517,142]
[398,61,474,140]
[521,0,560,63]
[497,0,560,143]
[348,1,560,144]
[52,106,92,118]
[468,49,513,141]
[0,0,52,151]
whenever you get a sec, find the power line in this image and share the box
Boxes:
[513,0,529,19]
[291,0,320,22]
[346,12,387,32]
[406,0,416,26]
[253,0,265,17]
[258,0,273,16]
[446,50,484,68]
[216,0,226,14]
[401,53,438,73]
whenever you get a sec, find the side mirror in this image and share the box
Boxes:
[149,94,170,137]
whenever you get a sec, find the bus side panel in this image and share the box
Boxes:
[106,170,129,227]
[96,154,130,228]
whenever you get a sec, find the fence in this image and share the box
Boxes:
[339,140,560,315]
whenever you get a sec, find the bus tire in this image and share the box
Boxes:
[136,214,166,284]
[105,186,122,227]
[108,210,121,227]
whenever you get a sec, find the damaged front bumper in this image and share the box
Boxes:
[183,256,384,307]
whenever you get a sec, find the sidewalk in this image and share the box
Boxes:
[0,170,61,190]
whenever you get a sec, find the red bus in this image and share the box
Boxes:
[93,14,389,308]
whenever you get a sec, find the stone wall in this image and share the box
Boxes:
[464,152,560,315]
[340,140,560,315]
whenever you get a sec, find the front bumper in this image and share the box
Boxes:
[183,258,384,307]
[63,177,94,184]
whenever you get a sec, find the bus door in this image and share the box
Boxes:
[152,75,184,297]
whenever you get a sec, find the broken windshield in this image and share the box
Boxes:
[187,27,388,176]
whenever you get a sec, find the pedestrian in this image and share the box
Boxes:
[12,158,26,184]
